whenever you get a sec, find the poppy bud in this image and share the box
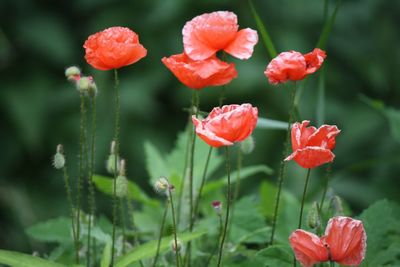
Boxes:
[86,76,98,98]
[106,154,120,175]
[170,238,182,253]
[53,144,65,169]
[330,195,344,216]
[65,66,81,81]
[240,135,255,154]
[76,76,92,93]
[212,200,222,215]
[154,176,169,195]
[115,175,128,198]
[307,202,321,229]
[119,159,126,177]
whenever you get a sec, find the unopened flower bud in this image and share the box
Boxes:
[212,200,222,215]
[115,175,128,198]
[86,76,98,97]
[154,176,169,195]
[77,76,91,93]
[307,202,321,229]
[53,144,65,169]
[240,135,255,154]
[119,159,126,177]
[330,195,344,216]
[65,66,81,81]
[170,239,182,253]
[106,154,120,175]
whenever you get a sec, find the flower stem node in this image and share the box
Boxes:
[307,201,321,229]
[170,238,182,253]
[115,175,128,198]
[53,144,65,169]
[65,66,81,81]
[240,135,255,154]
[154,176,169,195]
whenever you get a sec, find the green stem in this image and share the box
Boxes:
[216,147,232,267]
[330,261,335,267]
[192,146,213,223]
[298,169,312,229]
[205,214,223,267]
[120,198,126,255]
[87,96,97,267]
[62,166,79,263]
[227,148,242,241]
[270,82,298,245]
[76,93,87,264]
[169,189,180,267]
[111,69,120,267]
[151,201,169,267]
[126,197,145,267]
[319,163,332,215]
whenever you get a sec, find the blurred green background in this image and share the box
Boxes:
[0,0,399,253]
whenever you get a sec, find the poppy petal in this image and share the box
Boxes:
[192,116,234,147]
[285,147,335,169]
[224,28,258,59]
[289,229,329,267]
[307,125,340,149]
[324,216,367,266]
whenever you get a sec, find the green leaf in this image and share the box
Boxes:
[257,118,289,130]
[25,216,72,243]
[316,0,341,49]
[247,0,277,59]
[255,245,292,267]
[144,141,169,184]
[359,199,400,266]
[0,249,66,267]
[115,231,207,267]
[203,165,273,195]
[92,175,158,207]
[100,241,112,267]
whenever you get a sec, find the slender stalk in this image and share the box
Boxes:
[330,261,335,267]
[151,201,169,267]
[270,82,298,245]
[298,169,312,229]
[227,148,242,241]
[120,198,126,254]
[205,213,223,267]
[76,93,87,264]
[111,69,120,267]
[87,96,97,267]
[185,90,199,267]
[192,146,213,222]
[62,166,79,263]
[216,147,232,267]
[126,197,145,267]
[169,189,180,267]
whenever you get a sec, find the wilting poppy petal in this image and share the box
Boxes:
[192,104,258,148]
[324,216,367,266]
[285,121,340,169]
[224,28,259,60]
[264,49,326,84]
[183,11,258,61]
[289,230,329,267]
[162,53,237,89]
[84,27,147,70]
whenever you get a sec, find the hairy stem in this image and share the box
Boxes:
[170,190,180,267]
[151,200,169,267]
[298,169,312,229]
[126,197,145,267]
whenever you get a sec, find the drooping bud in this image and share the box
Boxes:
[65,66,81,81]
[240,135,255,154]
[115,175,128,198]
[76,76,91,93]
[170,238,182,253]
[154,176,169,195]
[306,202,321,229]
[53,144,65,169]
[119,159,126,177]
[330,195,344,216]
[212,200,222,215]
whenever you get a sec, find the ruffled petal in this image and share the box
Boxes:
[264,51,307,84]
[307,125,340,149]
[324,216,367,266]
[304,48,327,74]
[192,116,233,147]
[224,28,258,60]
[289,230,329,267]
[285,147,335,169]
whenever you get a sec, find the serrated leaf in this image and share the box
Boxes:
[115,231,207,267]
[25,216,73,243]
[144,141,169,184]
[0,249,66,267]
[203,165,273,195]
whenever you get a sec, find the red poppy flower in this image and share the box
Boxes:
[285,120,340,169]
[264,48,326,84]
[290,216,367,267]
[161,53,237,89]
[192,104,258,148]
[84,26,147,70]
[183,11,258,61]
